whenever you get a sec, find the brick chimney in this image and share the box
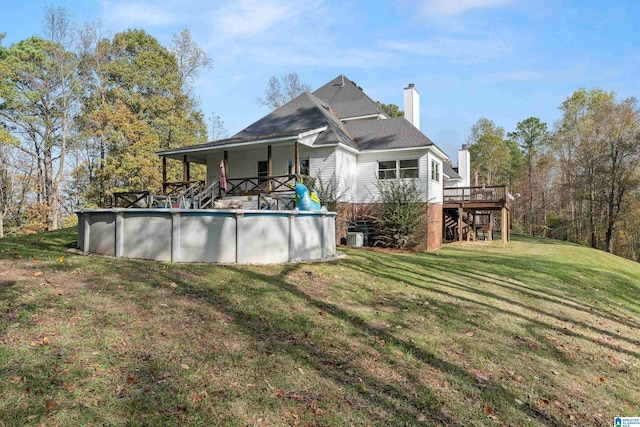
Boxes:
[404,83,420,130]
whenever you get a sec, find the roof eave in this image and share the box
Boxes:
[157,134,298,159]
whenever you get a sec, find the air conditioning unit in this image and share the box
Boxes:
[347,232,364,247]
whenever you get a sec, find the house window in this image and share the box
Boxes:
[378,159,419,179]
[431,160,440,182]
[288,159,310,175]
[300,159,309,175]
[258,161,268,177]
[378,161,397,179]
[399,159,419,178]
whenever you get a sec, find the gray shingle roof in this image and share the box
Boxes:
[231,91,359,149]
[313,75,389,119]
[344,117,435,151]
[232,93,325,138]
[159,74,449,159]
[443,163,461,180]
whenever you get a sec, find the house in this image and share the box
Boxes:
[157,74,509,250]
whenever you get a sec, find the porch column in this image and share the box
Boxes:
[294,140,300,175]
[267,145,273,192]
[458,206,463,242]
[162,156,167,195]
[224,150,229,176]
[182,155,190,189]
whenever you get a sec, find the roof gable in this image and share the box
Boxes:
[312,74,389,120]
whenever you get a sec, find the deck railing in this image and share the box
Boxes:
[162,180,205,197]
[225,174,312,196]
[443,185,508,204]
[193,178,220,209]
[113,191,153,208]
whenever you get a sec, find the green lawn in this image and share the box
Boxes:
[1,230,638,426]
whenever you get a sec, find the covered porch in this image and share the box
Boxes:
[160,135,307,191]
[109,136,319,209]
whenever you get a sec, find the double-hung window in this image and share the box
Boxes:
[430,160,440,182]
[378,159,419,179]
[399,160,419,178]
[378,161,397,179]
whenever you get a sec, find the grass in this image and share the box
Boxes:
[0,229,638,426]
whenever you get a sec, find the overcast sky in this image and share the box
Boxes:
[3,0,639,158]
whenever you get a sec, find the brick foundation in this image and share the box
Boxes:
[338,202,443,251]
[426,203,443,251]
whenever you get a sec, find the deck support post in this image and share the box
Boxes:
[458,207,463,242]
[488,212,494,241]
[501,207,508,245]
[468,211,473,242]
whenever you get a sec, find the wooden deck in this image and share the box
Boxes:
[443,185,509,209]
[442,185,510,244]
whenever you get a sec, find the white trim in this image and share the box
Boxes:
[341,114,386,122]
[298,126,327,138]
[443,174,462,181]
[316,142,360,154]
[429,145,448,160]
[157,135,297,156]
[360,146,431,154]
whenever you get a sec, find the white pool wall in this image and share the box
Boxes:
[76,209,337,264]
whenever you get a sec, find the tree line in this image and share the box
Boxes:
[467,88,640,261]
[0,6,211,236]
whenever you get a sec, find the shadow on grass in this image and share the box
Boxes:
[345,250,640,360]
[103,260,564,426]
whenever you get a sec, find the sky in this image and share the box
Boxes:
[2,0,640,158]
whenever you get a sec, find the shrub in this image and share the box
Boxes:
[373,179,425,249]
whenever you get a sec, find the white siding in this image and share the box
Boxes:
[205,143,335,182]
[427,152,444,204]
[303,146,336,195]
[355,150,430,203]
[334,148,356,203]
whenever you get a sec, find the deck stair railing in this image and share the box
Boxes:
[193,178,220,209]
[175,180,204,208]
[444,209,468,241]
[163,180,205,197]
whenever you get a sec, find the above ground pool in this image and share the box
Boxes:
[76,208,337,264]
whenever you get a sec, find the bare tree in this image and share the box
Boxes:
[169,29,212,93]
[257,72,311,110]
[209,113,229,141]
